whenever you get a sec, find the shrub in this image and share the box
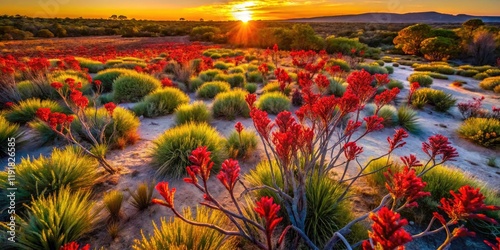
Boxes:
[486,69,500,77]
[375,60,385,66]
[0,116,24,156]
[413,65,456,75]
[363,157,401,187]
[356,63,388,75]
[473,72,489,80]
[127,182,154,211]
[244,83,258,93]
[5,98,66,124]
[397,105,421,134]
[413,72,449,80]
[327,58,350,72]
[17,187,97,250]
[199,69,222,82]
[411,88,456,112]
[112,61,147,69]
[214,61,233,70]
[174,101,211,125]
[226,130,258,158]
[0,146,99,208]
[387,79,404,90]
[262,81,293,95]
[256,92,291,114]
[103,190,124,222]
[385,66,394,74]
[196,81,231,99]
[328,77,347,97]
[325,36,367,55]
[458,118,500,148]
[247,71,264,83]
[93,68,136,92]
[377,105,399,127]
[228,67,245,74]
[479,76,500,91]
[188,77,204,92]
[105,59,124,67]
[75,57,104,73]
[151,122,226,178]
[458,69,479,77]
[113,73,162,103]
[212,89,250,120]
[408,74,433,87]
[214,73,246,88]
[133,88,189,118]
[393,63,399,67]
[132,206,237,250]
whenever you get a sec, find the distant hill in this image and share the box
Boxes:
[284,11,500,23]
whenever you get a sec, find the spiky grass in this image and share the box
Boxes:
[174,101,212,125]
[133,88,189,118]
[212,89,250,120]
[458,117,500,148]
[127,182,154,211]
[0,116,24,156]
[256,92,291,114]
[103,190,124,222]
[397,105,421,134]
[93,68,137,92]
[5,98,67,124]
[196,81,231,99]
[225,130,258,158]
[408,73,433,87]
[113,73,162,103]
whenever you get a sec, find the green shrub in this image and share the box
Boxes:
[17,187,97,250]
[262,81,293,95]
[458,69,479,77]
[387,79,404,90]
[408,74,433,87]
[214,73,246,88]
[133,88,189,118]
[188,77,205,92]
[381,56,393,63]
[458,118,500,148]
[5,98,66,124]
[105,59,124,67]
[196,81,231,99]
[479,76,500,91]
[113,73,162,103]
[473,73,490,80]
[247,71,264,83]
[174,101,212,125]
[0,146,99,208]
[392,63,400,67]
[416,72,449,80]
[397,105,421,134]
[363,157,401,187]
[325,36,367,55]
[213,61,233,70]
[75,57,104,73]
[199,69,223,82]
[93,68,137,92]
[377,105,399,127]
[327,58,351,72]
[328,77,347,97]
[103,190,124,222]
[226,130,258,158]
[244,83,258,93]
[459,65,493,72]
[486,69,500,77]
[385,65,394,74]
[413,65,455,75]
[411,88,456,112]
[256,92,291,114]
[132,206,237,250]
[356,63,388,75]
[151,122,226,178]
[0,116,24,156]
[228,66,245,74]
[127,182,154,211]
[112,61,147,69]
[212,89,250,120]
[375,60,385,66]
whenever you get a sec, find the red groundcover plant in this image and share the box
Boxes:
[152,46,500,250]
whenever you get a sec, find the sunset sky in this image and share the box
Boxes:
[2,0,499,21]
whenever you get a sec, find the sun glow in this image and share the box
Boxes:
[232,2,254,22]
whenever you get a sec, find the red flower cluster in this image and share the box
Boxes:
[36,108,74,131]
[217,159,240,192]
[161,77,173,87]
[234,122,244,134]
[275,68,292,91]
[314,74,330,91]
[387,128,409,152]
[51,82,64,90]
[245,93,257,108]
[70,90,89,109]
[362,207,412,250]
[258,63,269,76]
[27,57,50,72]
[250,108,273,141]
[485,237,500,250]
[4,102,14,108]
[400,154,422,168]
[60,242,90,250]
[255,196,283,244]
[344,141,363,161]
[346,69,376,104]
[457,96,486,119]
[290,50,317,68]
[152,182,176,208]
[187,146,214,182]
[104,102,117,116]
[385,166,431,208]
[93,80,102,87]
[422,134,458,162]
[375,88,400,109]
[407,82,420,103]
[439,185,500,224]
[374,73,390,86]
[364,115,384,133]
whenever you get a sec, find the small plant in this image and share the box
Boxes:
[188,77,204,92]
[411,88,456,112]
[93,68,137,92]
[214,73,246,88]
[0,116,24,156]
[262,81,292,95]
[107,221,121,240]
[458,69,479,77]
[196,81,231,99]
[128,182,155,210]
[386,79,404,90]
[457,96,488,119]
[458,117,500,148]
[397,105,421,134]
[174,101,211,125]
[75,57,104,73]
[256,92,291,114]
[212,89,250,120]
[103,190,124,222]
[479,76,500,91]
[199,69,222,82]
[151,122,226,178]
[133,88,189,118]
[247,71,264,83]
[474,72,490,80]
[226,122,258,158]
[244,83,258,93]
[328,77,347,97]
[408,73,433,87]
[5,98,67,124]
[385,65,394,74]
[377,105,399,127]
[487,157,498,168]
[113,73,162,103]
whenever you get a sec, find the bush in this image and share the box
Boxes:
[188,77,204,92]
[132,206,237,250]
[5,98,66,124]
[473,73,489,80]
[327,58,351,72]
[479,76,500,91]
[127,182,154,211]
[199,69,222,82]
[103,190,124,222]
[458,69,479,77]
[328,77,347,97]
[387,79,404,90]
[133,88,189,118]
[356,63,388,75]
[214,73,246,88]
[397,105,421,134]
[36,29,54,38]
[413,65,456,75]
[247,71,264,83]
[212,89,251,120]
[385,65,394,74]
[214,61,233,70]
[256,92,291,114]
[244,83,258,93]
[0,146,99,208]
[262,81,293,95]
[75,57,105,73]
[93,68,137,92]
[174,101,212,125]
[17,187,97,250]
[228,67,245,74]
[486,69,500,77]
[408,74,433,87]
[196,81,231,99]
[226,130,258,158]
[151,122,226,178]
[363,157,401,187]
[377,105,399,127]
[411,88,456,112]
[375,60,385,66]
[325,36,367,55]
[113,73,162,103]
[0,116,24,156]
[112,61,147,69]
[458,118,500,148]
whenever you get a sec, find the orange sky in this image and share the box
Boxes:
[1,0,499,21]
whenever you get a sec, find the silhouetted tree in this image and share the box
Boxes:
[469,30,496,65]
[180,18,185,21]
[110,15,117,20]
[118,15,127,20]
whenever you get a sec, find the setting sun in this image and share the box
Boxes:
[232,2,254,22]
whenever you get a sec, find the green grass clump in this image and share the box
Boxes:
[113,73,161,103]
[5,98,66,124]
[247,71,264,83]
[256,92,291,114]
[228,66,245,74]
[226,130,258,158]
[212,89,250,120]
[0,146,99,208]
[112,61,147,69]
[459,65,493,72]
[244,83,258,93]
[103,190,124,222]
[377,105,399,127]
[397,105,421,134]
[414,65,455,75]
[188,77,205,92]
[458,69,479,78]
[479,76,500,91]
[356,63,388,75]
[0,116,24,156]
[473,73,490,80]
[127,182,154,211]
[75,57,104,73]
[363,157,401,187]
[196,81,231,99]
[328,77,347,97]
[413,71,449,80]
[213,73,246,88]
[104,59,124,67]
[386,79,404,90]
[262,81,293,95]
[213,61,233,70]
[327,58,351,72]
[408,73,433,87]
[385,66,394,74]
[174,101,212,125]
[151,122,226,178]
[199,69,223,82]
[486,69,500,77]
[458,117,500,148]
[411,88,456,112]
[132,206,237,250]
[93,68,137,92]
[16,187,97,250]
[133,88,189,118]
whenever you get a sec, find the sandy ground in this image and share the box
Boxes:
[2,62,499,249]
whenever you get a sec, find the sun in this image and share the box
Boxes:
[232,1,254,23]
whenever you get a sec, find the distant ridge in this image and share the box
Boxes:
[284,11,500,23]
